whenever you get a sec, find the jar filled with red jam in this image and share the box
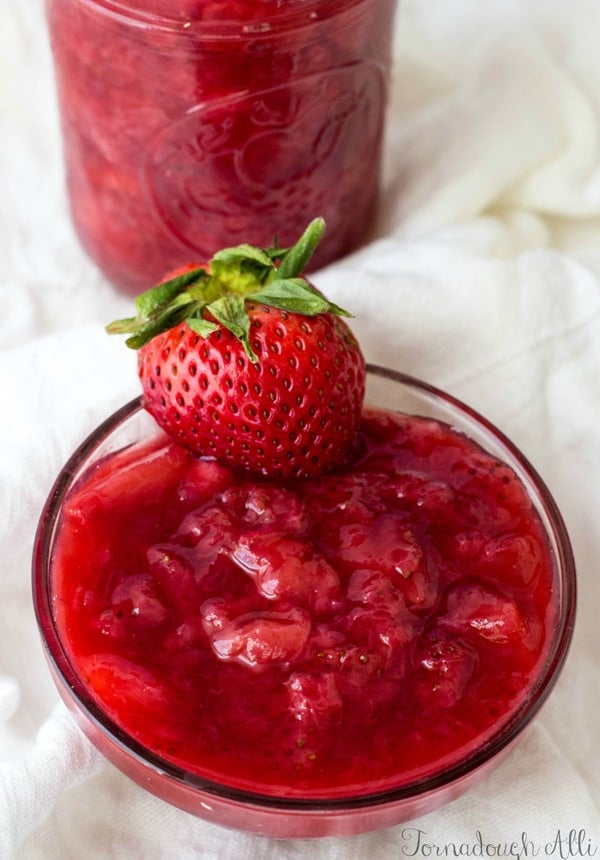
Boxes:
[46,0,398,292]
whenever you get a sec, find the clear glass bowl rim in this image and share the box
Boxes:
[32,364,577,812]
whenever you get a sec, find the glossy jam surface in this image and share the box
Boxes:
[47,0,396,292]
[51,409,555,798]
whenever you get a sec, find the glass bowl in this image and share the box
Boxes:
[32,365,576,838]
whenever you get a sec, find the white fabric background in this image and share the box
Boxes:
[2,0,599,856]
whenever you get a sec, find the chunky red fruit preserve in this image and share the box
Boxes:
[46,0,397,293]
[50,408,557,797]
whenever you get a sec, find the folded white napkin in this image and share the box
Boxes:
[1,0,599,857]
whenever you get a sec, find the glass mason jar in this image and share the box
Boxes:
[46,0,398,293]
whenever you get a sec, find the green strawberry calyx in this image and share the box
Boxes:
[106,218,350,362]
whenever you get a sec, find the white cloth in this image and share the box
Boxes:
[1,0,599,856]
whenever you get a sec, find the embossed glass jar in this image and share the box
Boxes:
[46,0,398,293]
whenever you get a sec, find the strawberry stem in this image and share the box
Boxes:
[106,218,349,358]
[274,217,325,279]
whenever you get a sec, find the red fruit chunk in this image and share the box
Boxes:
[346,607,414,679]
[176,505,237,555]
[414,629,478,708]
[480,533,544,587]
[472,460,531,511]
[397,415,452,458]
[285,671,343,731]
[304,636,388,699]
[345,569,418,670]
[440,584,527,644]
[231,532,340,613]
[458,493,515,532]
[391,471,456,516]
[176,459,233,506]
[302,623,347,660]
[81,654,169,717]
[201,602,311,670]
[67,439,191,522]
[98,573,169,639]
[444,529,487,561]
[451,455,531,530]
[220,485,308,533]
[163,616,207,652]
[309,471,389,524]
[337,515,436,608]
[337,515,417,571]
[197,597,233,633]
[333,646,391,703]
[147,546,200,612]
[347,568,408,612]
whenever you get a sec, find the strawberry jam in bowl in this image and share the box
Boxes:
[33,366,575,838]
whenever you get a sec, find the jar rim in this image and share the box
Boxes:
[73,0,376,38]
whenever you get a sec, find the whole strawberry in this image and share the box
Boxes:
[107,219,366,479]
